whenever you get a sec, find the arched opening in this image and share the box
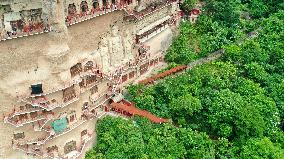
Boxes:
[92,0,99,9]
[138,47,147,56]
[121,0,132,5]
[68,3,77,16]
[70,63,82,77]
[86,75,97,85]
[79,79,85,88]
[129,71,135,79]
[46,145,58,154]
[64,140,76,154]
[80,1,89,13]
[82,102,89,110]
[30,9,42,23]
[84,61,93,71]
[112,0,116,4]
[102,0,107,7]
[81,129,88,137]
[90,85,98,94]
[122,74,128,83]
[120,0,126,5]
[63,85,76,103]
[10,21,18,34]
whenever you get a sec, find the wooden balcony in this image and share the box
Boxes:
[4,110,54,127]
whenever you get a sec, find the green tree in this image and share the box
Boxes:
[169,93,202,125]
[181,0,199,11]
[206,89,266,140]
[178,128,215,158]
[244,62,269,84]
[240,137,284,159]
[232,77,265,96]
[203,0,242,27]
[214,138,238,159]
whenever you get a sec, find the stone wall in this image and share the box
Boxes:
[0,10,134,158]
[0,0,42,12]
[136,6,169,32]
[0,1,180,158]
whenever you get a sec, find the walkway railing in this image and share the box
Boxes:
[4,111,54,127]
[126,0,177,21]
[24,96,79,111]
[10,83,112,157]
[66,3,128,26]
[0,24,51,42]
[7,42,172,158]
[17,66,101,103]
[5,106,41,119]
[110,100,169,123]
[139,49,225,85]
[16,78,81,103]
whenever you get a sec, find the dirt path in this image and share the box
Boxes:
[187,49,224,69]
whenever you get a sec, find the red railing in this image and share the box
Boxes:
[110,100,169,123]
[0,22,51,42]
[66,2,129,26]
[139,65,187,85]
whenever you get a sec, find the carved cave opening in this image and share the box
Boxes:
[92,0,99,9]
[68,3,77,17]
[80,1,89,13]
[64,140,76,154]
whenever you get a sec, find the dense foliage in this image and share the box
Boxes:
[86,1,284,158]
[181,0,199,11]
[86,117,217,159]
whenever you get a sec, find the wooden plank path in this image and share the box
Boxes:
[110,100,169,124]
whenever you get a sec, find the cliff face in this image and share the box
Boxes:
[43,0,70,74]
[0,8,135,158]
[136,0,165,11]
[0,0,180,158]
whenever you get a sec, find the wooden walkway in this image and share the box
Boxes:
[110,100,169,124]
[139,49,224,85]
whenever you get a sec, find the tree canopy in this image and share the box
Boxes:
[86,1,284,158]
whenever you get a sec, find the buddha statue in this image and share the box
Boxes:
[123,30,134,61]
[108,26,124,67]
[98,37,111,73]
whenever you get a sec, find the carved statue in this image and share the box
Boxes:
[123,30,134,61]
[98,37,111,72]
[108,26,124,67]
